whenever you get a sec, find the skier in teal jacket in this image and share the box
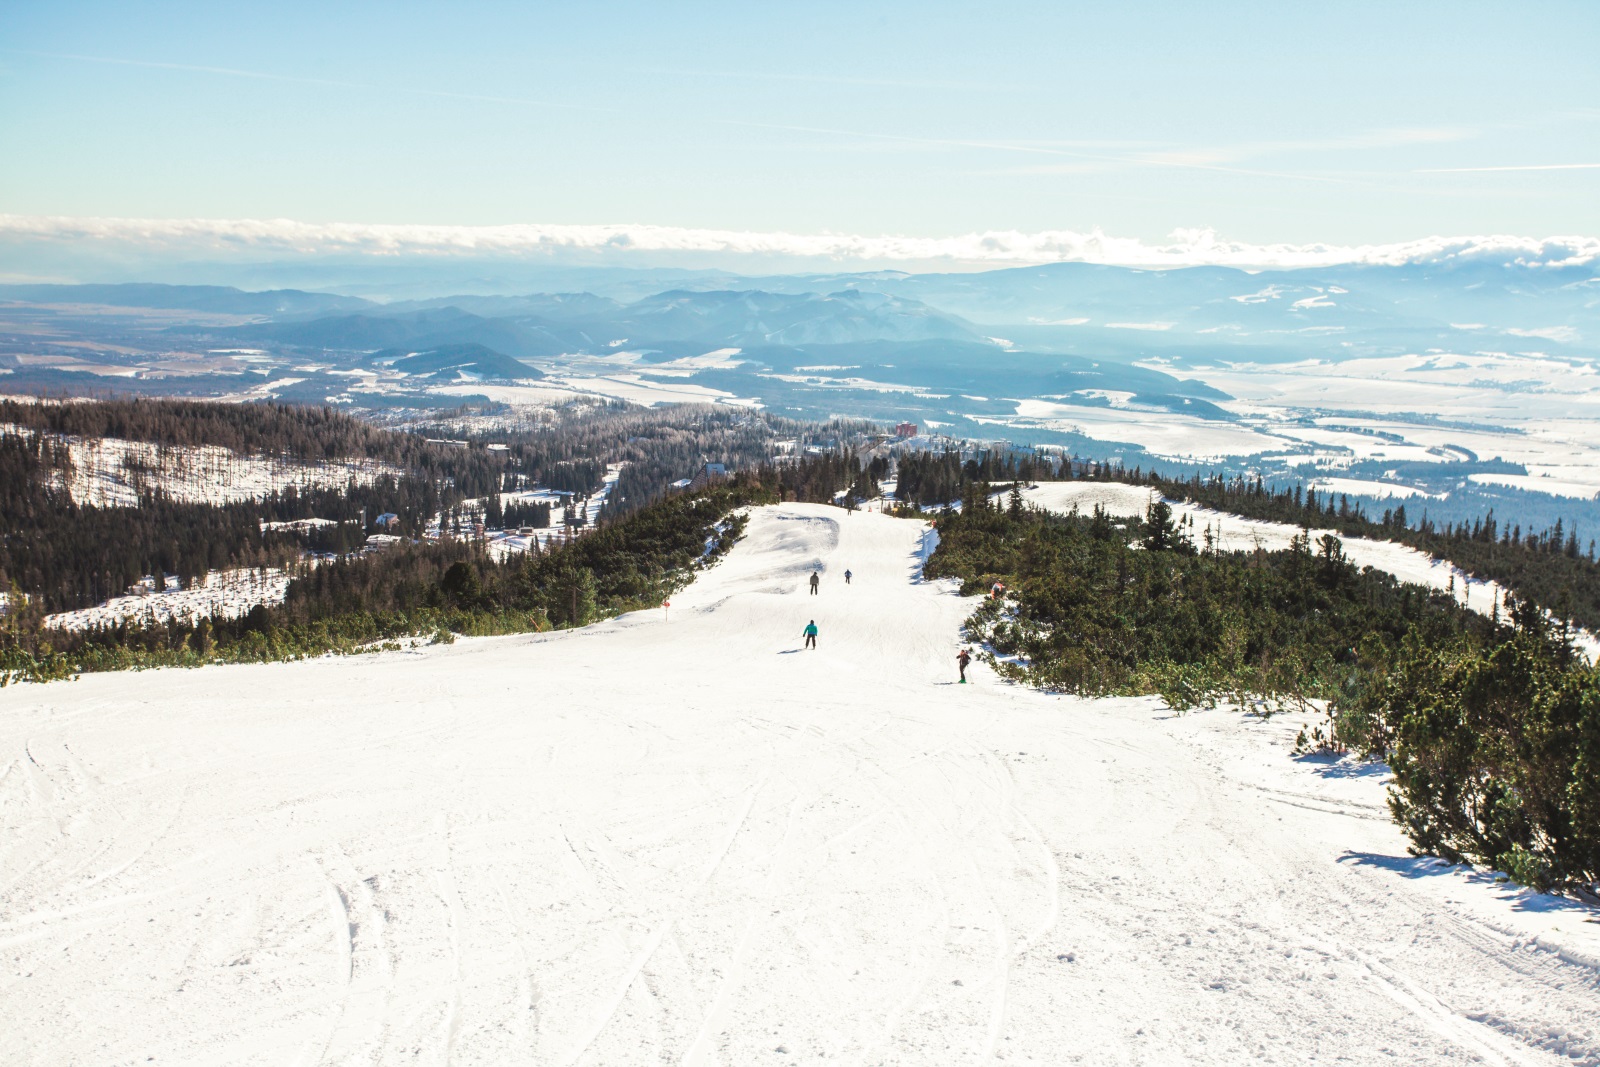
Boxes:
[803,620,818,649]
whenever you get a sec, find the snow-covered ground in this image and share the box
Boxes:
[43,566,295,631]
[3,505,1597,1065]
[533,373,763,409]
[0,427,401,508]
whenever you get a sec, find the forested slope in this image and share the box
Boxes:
[929,490,1600,895]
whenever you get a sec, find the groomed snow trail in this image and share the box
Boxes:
[3,504,1598,1066]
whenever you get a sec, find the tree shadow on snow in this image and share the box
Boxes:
[1292,751,1391,781]
[1337,851,1596,915]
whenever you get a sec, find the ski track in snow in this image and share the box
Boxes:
[2,503,1598,1066]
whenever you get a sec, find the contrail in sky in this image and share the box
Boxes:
[1417,163,1600,173]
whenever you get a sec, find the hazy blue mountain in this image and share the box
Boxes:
[203,288,981,355]
[736,339,1229,411]
[0,283,374,317]
[226,313,418,350]
[380,343,541,381]
[218,307,590,357]
[381,292,624,320]
[783,261,1600,350]
[594,289,980,346]
[384,313,594,359]
[228,313,422,350]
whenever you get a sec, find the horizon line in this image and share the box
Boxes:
[1,214,1597,272]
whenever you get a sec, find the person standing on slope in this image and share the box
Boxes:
[803,620,818,649]
[957,647,972,683]
[809,569,820,595]
[844,569,852,585]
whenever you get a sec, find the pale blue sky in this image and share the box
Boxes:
[1,1,1597,254]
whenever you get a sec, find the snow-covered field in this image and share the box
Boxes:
[966,350,1600,497]
[448,373,763,410]
[983,401,1287,462]
[3,505,1597,1065]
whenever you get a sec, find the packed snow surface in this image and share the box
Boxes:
[4,505,1598,1065]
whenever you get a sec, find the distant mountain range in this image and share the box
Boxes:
[3,267,1597,532]
[762,259,1600,331]
[11,264,1593,437]
[598,289,978,346]
[222,307,584,359]
[0,282,369,317]
[15,255,1592,369]
[208,288,979,354]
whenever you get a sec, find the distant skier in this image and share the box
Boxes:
[844,569,853,585]
[957,648,971,683]
[803,620,818,649]
[809,570,820,595]
[990,580,1005,601]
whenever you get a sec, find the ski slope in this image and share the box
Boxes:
[3,504,1598,1065]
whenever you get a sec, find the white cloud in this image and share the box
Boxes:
[1505,326,1581,343]
[1,215,1597,271]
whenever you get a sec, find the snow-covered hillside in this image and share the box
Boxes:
[1020,480,1570,619]
[2,425,399,507]
[1020,481,1600,662]
[43,566,294,631]
[3,505,1596,1065]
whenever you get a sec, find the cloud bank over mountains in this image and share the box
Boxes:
[2,214,1597,273]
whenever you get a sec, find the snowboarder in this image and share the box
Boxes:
[809,570,820,595]
[957,647,971,683]
[803,620,818,649]
[844,569,853,585]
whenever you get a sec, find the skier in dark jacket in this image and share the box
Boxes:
[844,569,853,585]
[957,648,972,683]
[803,620,818,649]
[809,570,820,595]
